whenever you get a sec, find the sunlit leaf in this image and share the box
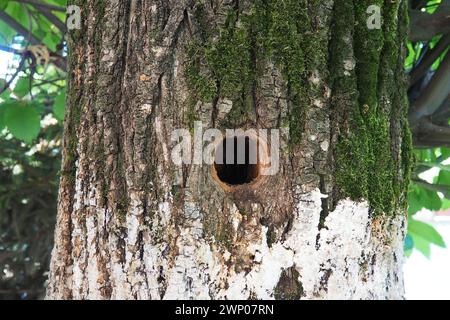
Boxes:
[442,148,450,160]
[441,198,450,210]
[5,2,30,34]
[418,162,450,172]
[13,77,31,98]
[0,19,16,45]
[437,171,450,186]
[53,90,65,121]
[43,33,61,52]
[4,101,41,143]
[0,79,11,100]
[410,233,431,258]
[0,103,6,130]
[420,189,442,211]
[408,219,446,248]
[0,0,9,10]
[408,190,423,215]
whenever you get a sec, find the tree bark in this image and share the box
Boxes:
[47,0,412,300]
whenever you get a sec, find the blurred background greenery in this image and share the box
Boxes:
[0,0,449,299]
[0,0,65,299]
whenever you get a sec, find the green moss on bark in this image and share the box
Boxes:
[330,0,412,215]
[184,0,321,143]
[329,0,369,202]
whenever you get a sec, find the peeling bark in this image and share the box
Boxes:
[47,0,411,300]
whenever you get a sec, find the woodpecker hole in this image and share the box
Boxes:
[212,134,268,190]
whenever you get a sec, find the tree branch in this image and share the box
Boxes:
[0,11,66,71]
[422,119,450,137]
[0,56,28,95]
[11,0,66,12]
[409,0,450,41]
[0,10,40,45]
[410,0,430,10]
[414,156,445,175]
[409,34,450,86]
[431,94,450,125]
[414,139,450,148]
[412,178,450,198]
[0,44,22,55]
[409,49,450,125]
[30,5,67,33]
[413,119,450,147]
[417,161,450,171]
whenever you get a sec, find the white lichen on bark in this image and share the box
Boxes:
[48,181,405,300]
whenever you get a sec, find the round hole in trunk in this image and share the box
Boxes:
[213,135,262,187]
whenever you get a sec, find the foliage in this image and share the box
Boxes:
[405,148,450,257]
[405,0,450,257]
[0,126,61,299]
[0,0,66,299]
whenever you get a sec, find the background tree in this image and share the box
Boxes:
[0,0,448,299]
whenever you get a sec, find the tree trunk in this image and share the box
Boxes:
[47,0,412,300]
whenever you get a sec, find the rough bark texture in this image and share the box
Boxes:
[47,0,411,300]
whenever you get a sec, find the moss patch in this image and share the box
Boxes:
[184,0,320,143]
[329,0,412,216]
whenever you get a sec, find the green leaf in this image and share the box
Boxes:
[13,77,31,98]
[0,79,11,100]
[405,42,415,70]
[418,162,450,172]
[43,33,61,52]
[442,148,450,160]
[408,219,446,248]
[437,170,450,186]
[441,198,450,210]
[0,1,8,10]
[413,188,442,211]
[5,2,30,33]
[408,190,423,215]
[4,102,41,143]
[405,248,412,258]
[0,103,7,130]
[53,91,65,121]
[415,149,438,162]
[0,19,16,45]
[410,233,431,258]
